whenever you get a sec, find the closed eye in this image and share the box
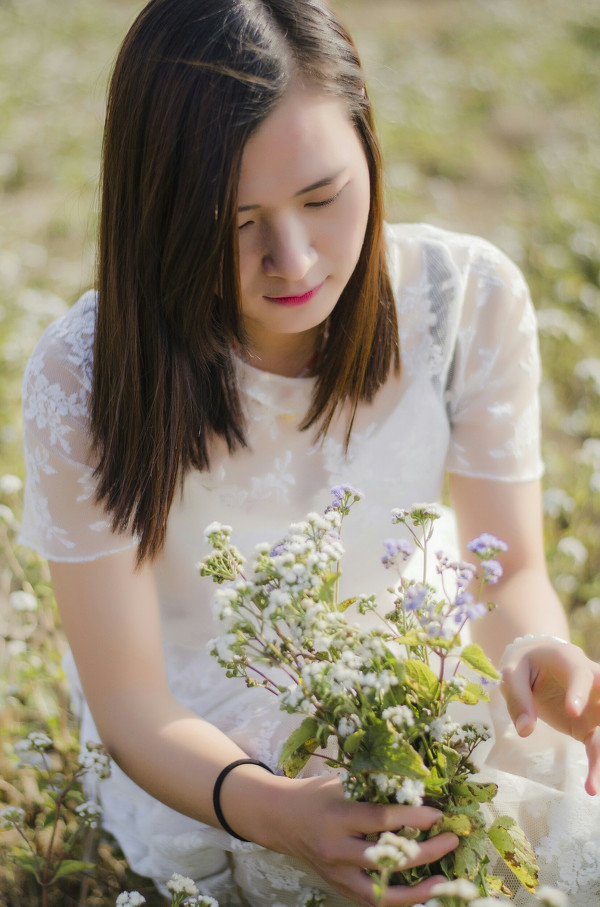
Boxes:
[305,184,347,208]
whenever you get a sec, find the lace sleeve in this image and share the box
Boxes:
[18,292,137,562]
[445,241,544,482]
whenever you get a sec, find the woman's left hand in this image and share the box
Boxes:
[500,637,600,795]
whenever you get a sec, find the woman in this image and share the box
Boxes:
[19,0,600,904]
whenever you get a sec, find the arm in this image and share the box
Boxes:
[450,474,600,794]
[50,549,457,907]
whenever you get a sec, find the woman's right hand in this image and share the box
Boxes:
[222,767,459,907]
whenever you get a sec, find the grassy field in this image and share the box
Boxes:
[1,0,599,903]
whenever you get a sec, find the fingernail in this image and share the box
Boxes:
[572,695,583,713]
[515,714,532,735]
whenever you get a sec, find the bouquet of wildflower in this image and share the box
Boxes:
[200,488,539,902]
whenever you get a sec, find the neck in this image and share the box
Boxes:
[242,326,321,377]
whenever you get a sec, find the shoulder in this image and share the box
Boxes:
[384,222,526,290]
[383,223,535,386]
[23,290,97,395]
[22,291,97,455]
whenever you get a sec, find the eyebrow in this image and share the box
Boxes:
[238,168,345,212]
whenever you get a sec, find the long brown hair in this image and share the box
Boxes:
[92,0,399,562]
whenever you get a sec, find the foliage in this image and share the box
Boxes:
[200,492,538,901]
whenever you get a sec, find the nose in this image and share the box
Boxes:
[261,216,317,282]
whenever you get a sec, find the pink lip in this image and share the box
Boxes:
[264,280,325,306]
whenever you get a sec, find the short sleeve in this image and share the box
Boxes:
[445,240,544,482]
[19,292,137,561]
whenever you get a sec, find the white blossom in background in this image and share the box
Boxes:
[115,893,146,906]
[430,878,479,900]
[9,590,38,612]
[0,503,17,528]
[21,731,52,752]
[557,536,588,566]
[166,873,198,897]
[542,487,575,519]
[0,473,23,494]
[574,357,600,394]
[79,741,111,780]
[536,886,569,907]
[75,800,103,829]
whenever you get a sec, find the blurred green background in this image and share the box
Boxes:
[1,0,599,903]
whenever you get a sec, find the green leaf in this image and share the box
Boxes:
[404,659,440,701]
[342,729,365,755]
[451,828,489,878]
[459,644,501,681]
[350,724,429,779]
[451,780,498,804]
[13,853,41,878]
[279,718,317,774]
[429,812,479,838]
[488,815,539,893]
[451,679,490,705]
[393,630,423,647]
[52,860,95,881]
[315,573,339,605]
[337,597,357,612]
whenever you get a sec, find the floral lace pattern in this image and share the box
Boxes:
[20,224,563,904]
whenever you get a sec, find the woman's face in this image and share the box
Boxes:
[236,84,371,370]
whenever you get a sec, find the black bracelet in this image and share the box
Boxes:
[212,758,274,842]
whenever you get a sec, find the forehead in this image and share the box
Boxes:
[238,87,361,204]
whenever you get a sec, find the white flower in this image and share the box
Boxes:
[0,474,22,494]
[9,590,38,612]
[365,831,420,868]
[194,897,220,907]
[75,800,103,828]
[167,873,198,896]
[337,715,361,738]
[382,705,414,729]
[23,731,52,751]
[557,536,588,566]
[536,887,569,907]
[116,892,146,906]
[430,879,479,900]
[297,889,325,907]
[0,504,17,527]
[429,713,460,743]
[395,778,425,806]
[80,741,111,780]
[203,521,232,542]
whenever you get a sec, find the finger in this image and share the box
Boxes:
[347,869,450,907]
[360,831,458,872]
[501,656,537,736]
[383,874,456,907]
[335,829,458,871]
[355,803,443,836]
[564,659,595,718]
[584,726,600,796]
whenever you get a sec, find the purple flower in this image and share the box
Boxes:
[330,484,363,501]
[466,533,508,559]
[270,543,287,557]
[465,601,488,621]
[381,537,414,568]
[404,584,429,612]
[482,559,503,585]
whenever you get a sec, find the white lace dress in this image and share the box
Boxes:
[19,224,600,905]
